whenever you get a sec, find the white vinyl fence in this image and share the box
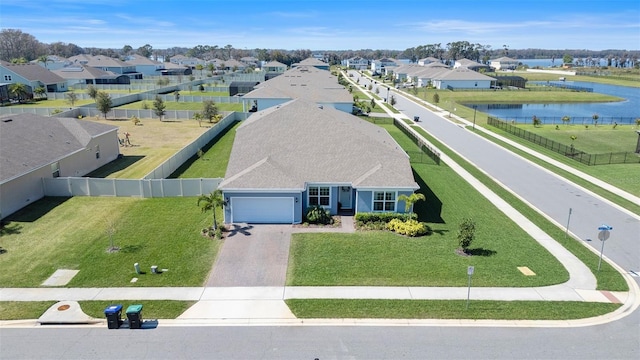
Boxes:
[43,178,222,197]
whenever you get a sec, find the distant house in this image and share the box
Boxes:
[240,56,259,67]
[0,113,120,218]
[490,57,519,70]
[0,60,67,93]
[454,58,491,72]
[170,55,204,68]
[219,99,419,224]
[371,58,399,75]
[214,58,246,72]
[418,57,441,66]
[31,55,72,71]
[292,57,330,71]
[346,57,369,70]
[124,55,165,76]
[243,65,352,112]
[69,55,142,79]
[431,69,495,90]
[53,65,130,86]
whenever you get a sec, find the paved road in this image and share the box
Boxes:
[359,74,640,278]
[2,310,638,359]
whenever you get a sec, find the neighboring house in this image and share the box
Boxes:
[346,57,369,70]
[431,68,495,90]
[124,55,165,76]
[67,54,93,66]
[243,65,352,112]
[370,58,399,75]
[31,55,72,71]
[0,60,67,93]
[219,99,419,224]
[0,113,120,218]
[490,56,519,70]
[240,56,259,67]
[454,58,491,72]
[418,57,441,66]
[53,65,130,86]
[213,58,246,72]
[262,61,287,74]
[170,55,204,68]
[292,57,330,71]
[83,56,142,79]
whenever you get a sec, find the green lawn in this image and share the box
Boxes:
[412,126,628,291]
[0,196,220,288]
[0,301,193,320]
[515,124,638,154]
[7,99,94,108]
[287,123,569,288]
[171,121,240,178]
[178,91,229,97]
[118,100,243,112]
[287,299,620,320]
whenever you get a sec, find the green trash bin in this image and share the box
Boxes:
[126,304,143,329]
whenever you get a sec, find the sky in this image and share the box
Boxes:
[1,0,639,51]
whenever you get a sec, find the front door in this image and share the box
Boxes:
[339,186,352,210]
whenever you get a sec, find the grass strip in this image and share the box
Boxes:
[411,126,628,291]
[286,299,621,320]
[0,301,193,320]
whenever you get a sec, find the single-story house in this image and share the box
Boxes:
[0,61,67,93]
[219,99,419,224]
[418,57,441,66]
[53,65,130,86]
[454,58,492,72]
[490,57,519,70]
[346,57,369,70]
[69,55,142,79]
[243,65,352,113]
[292,57,330,71]
[0,113,120,218]
[124,55,165,76]
[431,69,495,90]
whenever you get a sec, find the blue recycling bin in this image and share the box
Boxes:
[104,304,123,329]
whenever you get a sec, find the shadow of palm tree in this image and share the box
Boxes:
[0,221,23,236]
[225,224,253,237]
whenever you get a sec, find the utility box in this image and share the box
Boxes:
[104,304,123,329]
[126,304,143,329]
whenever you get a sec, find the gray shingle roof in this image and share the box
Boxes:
[244,66,352,103]
[52,65,114,80]
[220,99,419,191]
[0,61,65,84]
[0,113,118,182]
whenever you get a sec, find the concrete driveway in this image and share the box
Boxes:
[206,225,293,287]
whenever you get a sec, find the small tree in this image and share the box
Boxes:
[390,95,396,106]
[197,190,224,231]
[202,100,219,123]
[370,98,376,109]
[8,83,29,103]
[635,118,640,128]
[96,91,112,119]
[87,85,98,102]
[375,87,380,95]
[432,93,440,106]
[199,84,205,92]
[457,218,476,254]
[592,114,599,127]
[561,115,571,126]
[131,116,140,126]
[153,95,166,121]
[194,112,203,127]
[397,193,426,215]
[174,90,180,102]
[66,92,78,107]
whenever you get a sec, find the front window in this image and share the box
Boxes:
[308,186,330,207]
[373,191,395,211]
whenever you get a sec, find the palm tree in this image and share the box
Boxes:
[34,86,46,100]
[397,193,426,215]
[197,190,224,230]
[37,55,52,69]
[8,83,29,103]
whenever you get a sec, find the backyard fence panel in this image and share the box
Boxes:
[42,178,72,196]
[114,179,144,197]
[181,179,204,197]
[69,178,90,195]
[160,180,183,197]
[89,178,116,196]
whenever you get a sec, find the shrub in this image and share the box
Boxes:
[386,219,430,237]
[457,218,476,252]
[355,212,416,224]
[305,205,332,225]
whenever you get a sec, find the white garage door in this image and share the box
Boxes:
[231,197,294,224]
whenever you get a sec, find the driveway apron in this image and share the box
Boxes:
[206,225,293,287]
